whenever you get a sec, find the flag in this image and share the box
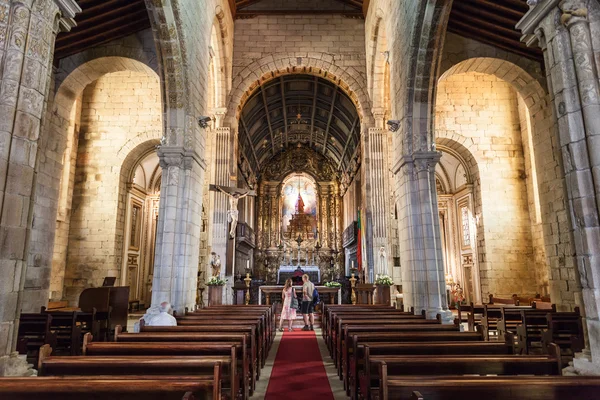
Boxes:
[357,209,362,273]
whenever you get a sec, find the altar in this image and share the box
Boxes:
[277,265,320,284]
[258,285,342,305]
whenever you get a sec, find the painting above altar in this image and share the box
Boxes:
[282,173,318,238]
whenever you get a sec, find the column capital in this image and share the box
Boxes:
[392,151,442,175]
[157,146,206,171]
[516,0,561,46]
[53,0,82,32]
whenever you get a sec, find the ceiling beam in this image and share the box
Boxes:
[236,9,364,17]
[260,85,276,156]
[309,76,319,146]
[235,0,265,9]
[322,86,338,155]
[338,114,360,170]
[240,114,261,169]
[279,77,289,148]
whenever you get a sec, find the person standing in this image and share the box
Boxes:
[279,279,297,332]
[301,274,315,331]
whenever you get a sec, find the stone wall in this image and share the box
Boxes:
[62,70,162,303]
[436,72,538,298]
[232,14,366,82]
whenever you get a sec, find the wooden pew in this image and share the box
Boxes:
[115,329,257,393]
[322,305,399,339]
[38,352,232,400]
[380,376,600,400]
[141,324,261,382]
[333,316,439,370]
[0,376,221,400]
[328,311,426,354]
[339,326,464,393]
[488,294,520,305]
[497,307,555,338]
[17,313,57,364]
[541,308,584,356]
[481,304,531,340]
[176,314,272,367]
[350,341,514,400]
[367,346,562,400]
[46,301,69,311]
[41,310,82,356]
[84,339,246,399]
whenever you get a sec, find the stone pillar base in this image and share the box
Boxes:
[563,352,600,376]
[0,353,37,377]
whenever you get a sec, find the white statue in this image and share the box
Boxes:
[216,186,251,239]
[379,245,386,272]
[210,253,222,277]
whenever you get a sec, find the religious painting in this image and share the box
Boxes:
[281,174,318,236]
[129,200,143,250]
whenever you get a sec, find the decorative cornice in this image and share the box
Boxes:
[158,146,206,171]
[516,0,561,46]
[53,0,81,32]
[53,0,81,19]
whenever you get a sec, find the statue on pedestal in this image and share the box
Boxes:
[210,252,222,277]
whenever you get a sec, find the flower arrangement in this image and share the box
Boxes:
[206,276,226,286]
[375,274,394,286]
[324,281,342,288]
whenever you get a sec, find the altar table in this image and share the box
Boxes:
[258,285,342,305]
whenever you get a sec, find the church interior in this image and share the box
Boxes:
[1,0,600,396]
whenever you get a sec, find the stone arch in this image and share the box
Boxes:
[43,56,161,300]
[54,30,159,90]
[209,6,231,112]
[115,139,162,294]
[366,9,390,120]
[145,0,189,146]
[440,33,546,89]
[436,58,558,299]
[225,53,373,126]
[439,57,548,112]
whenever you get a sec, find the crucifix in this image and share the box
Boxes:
[209,185,257,239]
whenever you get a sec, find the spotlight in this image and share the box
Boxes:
[387,120,400,132]
[198,116,211,128]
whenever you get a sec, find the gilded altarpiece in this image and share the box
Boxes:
[255,148,343,283]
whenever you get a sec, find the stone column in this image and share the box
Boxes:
[152,146,205,313]
[517,0,600,371]
[366,127,391,278]
[393,151,451,320]
[0,0,80,375]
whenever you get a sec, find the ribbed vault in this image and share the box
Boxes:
[239,74,361,175]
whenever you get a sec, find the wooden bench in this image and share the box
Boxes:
[42,310,82,356]
[46,301,69,311]
[115,329,257,393]
[481,304,531,340]
[339,326,463,392]
[380,376,600,400]
[140,324,261,382]
[0,376,221,400]
[488,294,520,305]
[367,347,562,400]
[349,341,514,400]
[333,317,440,370]
[84,339,247,399]
[541,308,584,356]
[38,350,232,400]
[17,313,57,365]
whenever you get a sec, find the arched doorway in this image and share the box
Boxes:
[122,151,162,306]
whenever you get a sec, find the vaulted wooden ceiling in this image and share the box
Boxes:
[54,0,150,61]
[448,0,542,61]
[54,0,540,63]
[239,75,361,174]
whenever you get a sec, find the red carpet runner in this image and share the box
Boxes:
[265,330,334,399]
